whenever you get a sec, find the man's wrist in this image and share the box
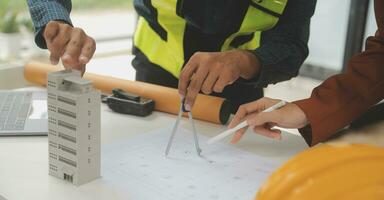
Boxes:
[236,50,261,80]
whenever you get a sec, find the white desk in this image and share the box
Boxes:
[0,62,309,200]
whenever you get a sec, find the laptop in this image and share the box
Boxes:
[0,90,48,136]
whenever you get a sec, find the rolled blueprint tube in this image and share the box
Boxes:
[24,61,231,124]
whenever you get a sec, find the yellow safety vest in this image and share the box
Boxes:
[134,0,288,78]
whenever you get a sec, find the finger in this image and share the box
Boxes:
[79,37,96,64]
[228,100,267,129]
[229,105,249,143]
[69,63,86,75]
[241,98,276,114]
[184,66,209,110]
[230,126,248,144]
[213,70,233,93]
[253,126,282,140]
[230,112,259,143]
[62,28,85,67]
[201,70,219,94]
[246,111,282,128]
[229,105,274,144]
[212,77,227,93]
[45,23,71,65]
[77,64,86,75]
[44,21,60,43]
[228,104,249,129]
[178,53,201,98]
[60,61,86,74]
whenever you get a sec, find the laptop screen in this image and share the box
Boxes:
[29,99,47,119]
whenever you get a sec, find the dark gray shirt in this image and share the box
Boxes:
[27,0,316,88]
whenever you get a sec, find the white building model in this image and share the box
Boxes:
[47,69,100,185]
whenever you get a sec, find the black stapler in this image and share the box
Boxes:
[103,88,155,117]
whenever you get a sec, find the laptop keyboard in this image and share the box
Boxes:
[0,92,32,131]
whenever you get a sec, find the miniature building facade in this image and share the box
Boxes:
[47,70,100,185]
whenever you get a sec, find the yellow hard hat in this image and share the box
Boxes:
[255,143,384,200]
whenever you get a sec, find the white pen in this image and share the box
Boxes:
[206,100,287,145]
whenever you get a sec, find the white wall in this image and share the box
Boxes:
[305,0,376,71]
[364,0,377,46]
[305,0,350,71]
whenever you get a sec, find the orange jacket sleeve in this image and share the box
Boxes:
[293,0,384,146]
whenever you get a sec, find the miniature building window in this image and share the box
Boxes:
[58,108,77,119]
[58,132,77,143]
[58,120,77,131]
[58,96,76,106]
[59,156,77,167]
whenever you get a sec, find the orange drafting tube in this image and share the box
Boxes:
[24,61,231,124]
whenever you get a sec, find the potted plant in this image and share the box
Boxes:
[0,11,22,60]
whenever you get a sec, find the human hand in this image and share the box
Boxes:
[228,97,309,143]
[43,21,96,74]
[178,50,260,111]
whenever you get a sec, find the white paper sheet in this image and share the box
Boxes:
[101,127,280,200]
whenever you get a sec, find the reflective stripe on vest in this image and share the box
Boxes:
[134,0,288,78]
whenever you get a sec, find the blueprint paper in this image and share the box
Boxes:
[101,127,280,200]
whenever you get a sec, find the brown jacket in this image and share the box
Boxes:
[294,0,384,146]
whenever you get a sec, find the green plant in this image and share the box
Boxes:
[0,11,20,33]
[0,0,29,34]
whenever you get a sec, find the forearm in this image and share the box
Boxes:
[294,33,384,146]
[27,0,73,48]
[294,0,384,146]
[245,0,315,88]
